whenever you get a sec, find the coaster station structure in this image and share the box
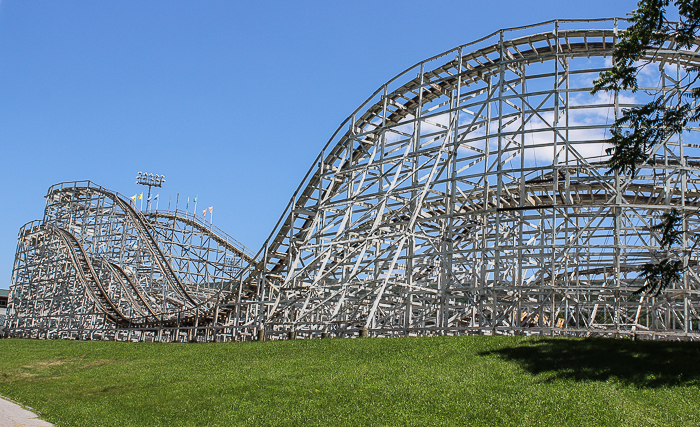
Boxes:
[8,18,700,341]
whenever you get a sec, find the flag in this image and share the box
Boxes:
[208,206,213,214]
[186,197,189,210]
[202,209,206,217]
[194,196,197,203]
[137,193,143,200]
[130,194,137,202]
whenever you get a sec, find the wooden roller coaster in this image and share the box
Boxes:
[8,19,700,341]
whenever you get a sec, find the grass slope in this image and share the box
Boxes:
[0,336,699,426]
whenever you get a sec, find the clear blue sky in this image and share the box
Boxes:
[0,0,640,286]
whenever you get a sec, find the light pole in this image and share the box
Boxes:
[136,172,165,212]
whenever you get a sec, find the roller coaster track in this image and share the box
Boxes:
[259,162,700,286]
[10,19,700,341]
[252,25,700,281]
[95,258,159,321]
[39,182,259,327]
[235,21,700,339]
[143,211,254,264]
[144,211,260,326]
[38,223,166,324]
[252,30,624,277]
[46,224,127,324]
[48,184,199,308]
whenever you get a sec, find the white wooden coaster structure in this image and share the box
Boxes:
[8,19,700,341]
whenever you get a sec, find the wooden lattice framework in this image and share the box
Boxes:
[8,19,700,341]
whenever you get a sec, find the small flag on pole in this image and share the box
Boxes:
[208,206,213,214]
[202,209,206,217]
[137,193,143,200]
[130,194,137,202]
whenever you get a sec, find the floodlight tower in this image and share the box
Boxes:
[136,172,165,211]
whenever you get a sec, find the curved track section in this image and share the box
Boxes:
[8,182,253,340]
[229,19,700,341]
[46,184,199,309]
[9,19,700,342]
[47,224,127,324]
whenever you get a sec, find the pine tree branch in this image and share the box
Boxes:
[589,2,700,295]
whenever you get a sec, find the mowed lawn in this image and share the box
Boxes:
[0,335,699,426]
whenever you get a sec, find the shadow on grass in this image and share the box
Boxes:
[480,338,700,388]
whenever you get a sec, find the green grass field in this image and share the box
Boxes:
[0,335,699,426]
